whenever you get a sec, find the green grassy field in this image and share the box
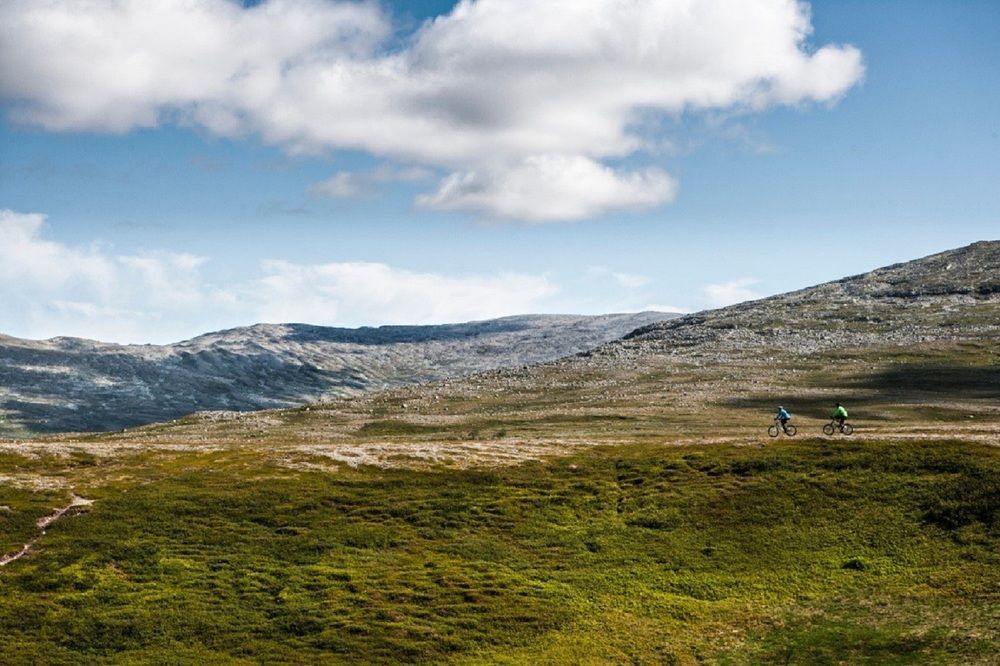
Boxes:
[2,333,997,663]
[1,437,996,664]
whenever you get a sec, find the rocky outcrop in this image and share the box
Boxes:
[621,241,1000,357]
[0,312,679,434]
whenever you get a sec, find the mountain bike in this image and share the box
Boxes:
[768,419,797,437]
[823,420,854,435]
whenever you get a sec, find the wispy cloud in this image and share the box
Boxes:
[587,265,652,289]
[250,261,557,326]
[310,166,434,199]
[0,209,559,343]
[612,273,652,290]
[0,0,863,222]
[703,278,761,307]
[0,209,116,296]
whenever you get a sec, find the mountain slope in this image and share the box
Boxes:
[0,312,679,434]
[623,239,1000,352]
[73,241,999,456]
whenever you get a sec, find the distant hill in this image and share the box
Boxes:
[91,240,1000,458]
[0,312,679,435]
[8,242,999,441]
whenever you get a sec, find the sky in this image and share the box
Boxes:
[1,0,997,344]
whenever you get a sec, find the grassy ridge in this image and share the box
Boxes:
[1,439,996,664]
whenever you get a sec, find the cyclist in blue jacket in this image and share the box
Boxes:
[776,406,791,429]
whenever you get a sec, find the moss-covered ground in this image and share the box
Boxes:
[0,437,996,664]
[1,334,997,662]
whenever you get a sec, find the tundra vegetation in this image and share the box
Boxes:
[0,243,997,663]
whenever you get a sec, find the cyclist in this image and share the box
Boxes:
[776,406,791,431]
[832,403,848,427]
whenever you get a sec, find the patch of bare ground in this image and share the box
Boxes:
[0,439,231,458]
[292,437,593,470]
[275,457,342,474]
[0,474,71,490]
[0,494,93,567]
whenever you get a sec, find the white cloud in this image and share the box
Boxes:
[643,303,688,314]
[249,260,558,326]
[0,0,389,133]
[0,209,115,296]
[0,0,864,221]
[309,172,364,199]
[0,210,229,341]
[118,251,210,307]
[703,278,761,307]
[310,165,434,199]
[0,209,560,342]
[30,301,164,345]
[611,272,651,290]
[587,265,652,289]
[419,156,677,222]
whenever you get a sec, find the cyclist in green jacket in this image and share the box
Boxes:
[832,403,849,426]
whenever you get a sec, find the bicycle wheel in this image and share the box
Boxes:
[768,425,779,437]
[842,423,854,435]
[822,423,834,436]
[785,425,797,436]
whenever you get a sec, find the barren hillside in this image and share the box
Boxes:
[0,312,677,435]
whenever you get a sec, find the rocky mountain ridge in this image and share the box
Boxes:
[30,241,999,461]
[615,240,1000,358]
[0,312,678,435]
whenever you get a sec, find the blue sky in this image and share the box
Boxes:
[1,0,997,343]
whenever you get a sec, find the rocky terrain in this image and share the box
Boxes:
[438,239,1000,440]
[0,312,678,435]
[34,240,997,465]
[622,239,1000,355]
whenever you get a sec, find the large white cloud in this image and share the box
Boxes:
[0,209,560,342]
[0,0,864,221]
[0,0,389,133]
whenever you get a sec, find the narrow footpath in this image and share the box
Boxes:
[0,495,93,567]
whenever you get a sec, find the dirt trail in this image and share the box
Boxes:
[0,494,93,567]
